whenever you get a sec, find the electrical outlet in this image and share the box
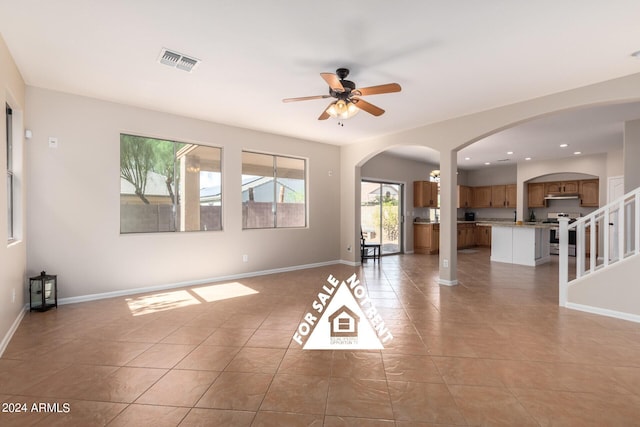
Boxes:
[242,254,248,262]
[48,137,58,148]
[443,259,449,268]
[12,288,16,303]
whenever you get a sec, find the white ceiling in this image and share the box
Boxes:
[2,1,640,168]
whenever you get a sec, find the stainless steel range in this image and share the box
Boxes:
[544,212,580,256]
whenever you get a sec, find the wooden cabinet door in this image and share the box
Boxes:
[579,179,599,207]
[414,181,438,207]
[505,184,517,208]
[544,182,562,194]
[413,181,425,207]
[472,186,492,208]
[475,225,491,246]
[432,225,439,252]
[414,224,429,253]
[427,181,439,207]
[528,183,546,208]
[491,185,506,208]
[414,224,439,254]
[457,185,472,208]
[563,181,579,193]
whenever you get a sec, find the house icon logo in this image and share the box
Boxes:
[329,305,359,344]
[293,273,393,350]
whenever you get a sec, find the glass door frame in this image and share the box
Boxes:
[360,179,404,256]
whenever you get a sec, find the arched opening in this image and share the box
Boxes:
[359,145,440,257]
[346,95,640,287]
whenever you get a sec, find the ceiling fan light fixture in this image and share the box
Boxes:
[326,99,359,119]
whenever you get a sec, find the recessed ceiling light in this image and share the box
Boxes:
[560,143,569,148]
[525,157,532,161]
[507,151,513,155]
[484,162,491,165]
[464,157,471,160]
[574,151,582,155]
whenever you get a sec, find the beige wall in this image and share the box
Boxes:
[0,35,26,353]
[25,87,341,299]
[568,255,640,317]
[624,119,640,193]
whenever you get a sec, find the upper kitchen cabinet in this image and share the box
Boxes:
[468,184,517,208]
[579,179,599,207]
[505,184,517,208]
[544,180,579,194]
[528,182,546,208]
[491,185,506,207]
[414,181,438,208]
[472,186,492,208]
[491,185,517,208]
[457,185,472,208]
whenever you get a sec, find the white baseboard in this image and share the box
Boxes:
[339,259,360,267]
[438,278,459,286]
[565,302,640,324]
[59,260,342,306]
[0,305,27,357]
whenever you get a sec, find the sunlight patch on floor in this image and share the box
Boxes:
[126,290,200,316]
[190,282,259,303]
[125,282,259,316]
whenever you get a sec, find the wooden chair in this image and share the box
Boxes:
[361,229,381,262]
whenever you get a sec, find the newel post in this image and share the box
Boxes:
[558,217,570,306]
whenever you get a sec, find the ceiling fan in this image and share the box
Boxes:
[282,68,401,120]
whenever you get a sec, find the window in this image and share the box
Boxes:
[6,104,14,241]
[120,134,222,233]
[242,151,306,229]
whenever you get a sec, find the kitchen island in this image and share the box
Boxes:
[479,222,552,266]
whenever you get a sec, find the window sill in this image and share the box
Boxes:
[7,238,22,248]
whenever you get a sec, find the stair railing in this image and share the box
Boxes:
[559,186,640,306]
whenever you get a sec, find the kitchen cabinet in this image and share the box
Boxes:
[545,181,579,195]
[472,186,492,208]
[505,184,517,208]
[579,179,599,207]
[414,181,438,208]
[457,223,476,249]
[470,184,516,208]
[457,185,473,208]
[475,225,492,247]
[527,183,546,208]
[414,223,439,254]
[491,185,507,208]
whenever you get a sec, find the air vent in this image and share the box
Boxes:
[158,48,200,72]
[496,158,510,162]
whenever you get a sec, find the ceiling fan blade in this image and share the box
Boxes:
[282,95,331,103]
[354,83,401,96]
[320,72,345,92]
[318,102,334,120]
[353,98,385,116]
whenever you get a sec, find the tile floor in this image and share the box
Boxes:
[1,248,640,426]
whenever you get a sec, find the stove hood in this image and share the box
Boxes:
[544,193,580,200]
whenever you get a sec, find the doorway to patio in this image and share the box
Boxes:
[360,180,403,255]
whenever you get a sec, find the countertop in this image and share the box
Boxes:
[475,221,554,229]
[413,219,554,229]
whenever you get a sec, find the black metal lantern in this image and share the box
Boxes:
[29,271,58,312]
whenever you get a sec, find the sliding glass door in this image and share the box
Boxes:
[361,181,403,255]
